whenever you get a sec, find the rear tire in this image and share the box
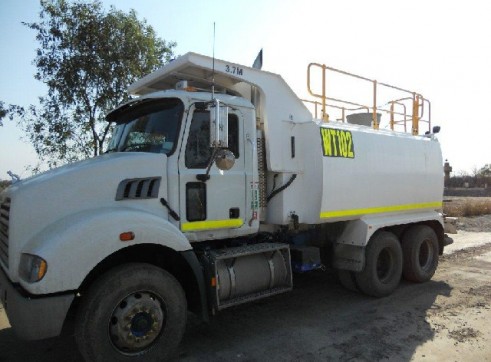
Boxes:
[402,225,439,282]
[75,263,187,362]
[355,231,403,297]
[337,269,359,292]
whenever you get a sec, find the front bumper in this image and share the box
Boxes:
[0,266,74,340]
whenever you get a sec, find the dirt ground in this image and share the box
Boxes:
[1,217,490,361]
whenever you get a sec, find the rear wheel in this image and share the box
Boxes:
[337,269,359,292]
[355,231,403,297]
[402,225,439,282]
[75,263,187,362]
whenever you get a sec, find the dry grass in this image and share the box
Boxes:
[443,197,491,217]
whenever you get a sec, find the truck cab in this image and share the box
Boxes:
[106,90,259,240]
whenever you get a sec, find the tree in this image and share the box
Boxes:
[21,0,176,167]
[478,164,491,177]
[0,101,23,127]
[0,180,11,192]
[0,101,6,126]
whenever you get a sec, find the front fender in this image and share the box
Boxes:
[19,207,192,295]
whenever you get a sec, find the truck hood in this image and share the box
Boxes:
[2,152,168,280]
[8,152,167,202]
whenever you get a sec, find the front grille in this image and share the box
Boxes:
[0,197,10,268]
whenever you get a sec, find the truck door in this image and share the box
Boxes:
[178,105,246,237]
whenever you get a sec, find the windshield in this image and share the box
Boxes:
[107,98,184,155]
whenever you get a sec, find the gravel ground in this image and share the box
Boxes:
[1,215,490,361]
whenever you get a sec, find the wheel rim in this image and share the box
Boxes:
[419,239,434,271]
[108,291,165,355]
[376,248,394,283]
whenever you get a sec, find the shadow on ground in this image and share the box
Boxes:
[0,327,82,362]
[178,271,451,361]
[0,270,451,362]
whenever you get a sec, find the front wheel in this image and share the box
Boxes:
[75,263,187,362]
[355,231,403,297]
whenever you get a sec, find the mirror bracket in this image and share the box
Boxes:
[210,99,229,148]
[196,148,219,182]
[196,149,236,182]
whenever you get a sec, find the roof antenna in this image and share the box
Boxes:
[211,22,216,99]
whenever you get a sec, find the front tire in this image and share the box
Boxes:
[355,231,403,297]
[402,225,439,282]
[75,263,187,362]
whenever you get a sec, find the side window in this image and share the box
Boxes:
[228,114,239,159]
[185,110,240,169]
[185,111,211,168]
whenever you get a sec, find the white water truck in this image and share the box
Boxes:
[0,52,452,361]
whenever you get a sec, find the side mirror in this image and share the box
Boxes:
[210,99,229,148]
[196,148,236,181]
[215,149,235,171]
[432,126,441,134]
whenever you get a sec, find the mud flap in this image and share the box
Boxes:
[444,235,454,246]
[333,243,365,272]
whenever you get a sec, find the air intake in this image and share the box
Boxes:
[116,177,161,201]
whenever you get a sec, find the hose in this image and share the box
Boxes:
[266,174,297,203]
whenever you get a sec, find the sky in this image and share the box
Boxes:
[1,0,490,179]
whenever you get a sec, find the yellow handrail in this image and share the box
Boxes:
[305,62,431,135]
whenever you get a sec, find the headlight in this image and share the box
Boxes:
[19,253,48,283]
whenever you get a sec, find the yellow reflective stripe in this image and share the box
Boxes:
[181,219,244,232]
[320,201,442,219]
